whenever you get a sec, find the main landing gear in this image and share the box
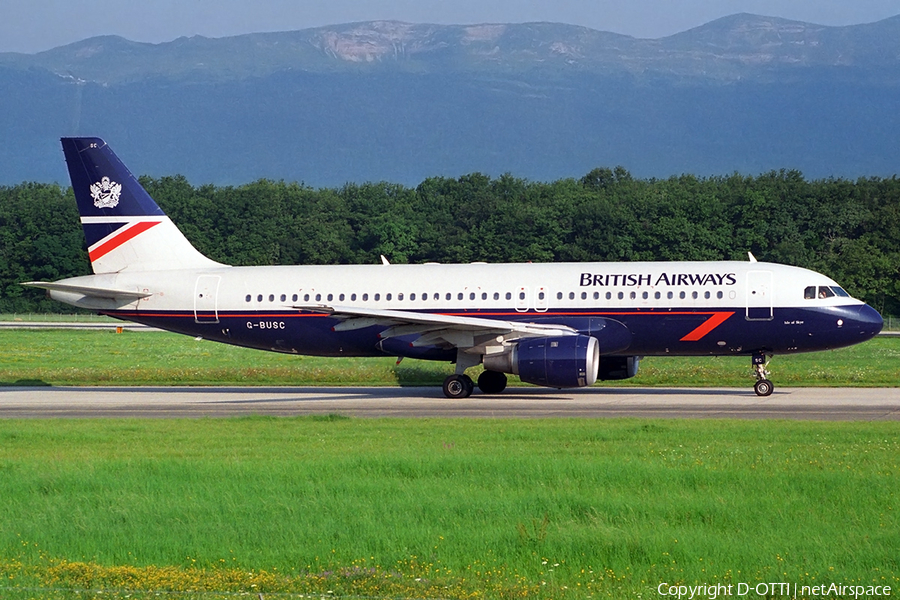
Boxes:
[441,370,509,398]
[752,352,774,397]
[442,374,474,399]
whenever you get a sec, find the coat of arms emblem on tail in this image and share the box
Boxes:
[90,176,122,208]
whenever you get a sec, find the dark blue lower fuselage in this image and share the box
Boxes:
[104,303,883,360]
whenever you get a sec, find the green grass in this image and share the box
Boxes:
[0,329,898,387]
[0,418,897,599]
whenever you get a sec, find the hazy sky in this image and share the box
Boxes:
[3,0,900,54]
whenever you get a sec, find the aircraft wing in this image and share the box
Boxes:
[296,304,577,354]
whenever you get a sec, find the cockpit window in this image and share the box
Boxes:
[805,285,851,300]
[831,286,851,297]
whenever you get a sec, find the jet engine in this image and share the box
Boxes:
[483,335,599,388]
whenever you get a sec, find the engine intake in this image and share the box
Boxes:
[483,335,600,388]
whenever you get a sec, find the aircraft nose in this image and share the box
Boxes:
[849,304,884,341]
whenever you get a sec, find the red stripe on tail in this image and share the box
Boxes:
[88,221,161,262]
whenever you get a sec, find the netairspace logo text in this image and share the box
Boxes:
[658,582,892,599]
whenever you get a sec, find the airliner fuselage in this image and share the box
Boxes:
[26,138,884,398]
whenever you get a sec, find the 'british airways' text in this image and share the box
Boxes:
[580,272,737,287]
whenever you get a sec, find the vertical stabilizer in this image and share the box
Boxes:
[61,137,224,273]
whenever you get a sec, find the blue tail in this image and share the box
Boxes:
[61,137,222,273]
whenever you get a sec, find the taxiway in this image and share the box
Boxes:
[1,386,897,420]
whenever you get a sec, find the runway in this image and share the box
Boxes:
[1,386,898,420]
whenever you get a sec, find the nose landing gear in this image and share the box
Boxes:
[752,352,774,396]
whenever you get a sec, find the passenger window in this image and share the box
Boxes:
[386,293,392,301]
[339,293,345,301]
[280,294,286,302]
[654,291,660,299]
[568,292,575,300]
[245,295,251,302]
[362,293,368,301]
[581,292,587,300]
[642,291,648,300]
[691,291,698,299]
[506,292,512,300]
[804,286,817,300]
[315,293,321,301]
[269,294,275,302]
[518,292,525,300]
[374,293,381,301]
[327,293,333,301]
[481,293,487,300]
[434,293,440,300]
[446,293,452,300]
[717,291,723,299]
[494,292,500,300]
[667,291,673,300]
[292,294,298,302]
[606,292,612,300]
[557,292,563,300]
[398,293,404,301]
[679,291,686,299]
[303,294,310,302]
[594,292,600,300]
[539,292,545,300]
[410,293,416,301]
[630,291,636,300]
[704,291,710,299]
[617,292,624,300]
[471,293,477,300]
[351,293,357,301]
[458,293,464,301]
[423,293,428,302]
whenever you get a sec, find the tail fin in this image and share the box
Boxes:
[61,137,224,273]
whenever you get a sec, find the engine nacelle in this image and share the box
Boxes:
[483,335,600,388]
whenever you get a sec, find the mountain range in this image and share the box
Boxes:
[1,13,899,186]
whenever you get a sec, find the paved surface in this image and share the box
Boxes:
[1,386,897,420]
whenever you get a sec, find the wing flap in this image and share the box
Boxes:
[296,304,577,352]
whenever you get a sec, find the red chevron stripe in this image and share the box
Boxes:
[89,221,161,262]
[680,311,734,341]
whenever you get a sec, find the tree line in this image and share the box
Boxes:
[1,167,898,315]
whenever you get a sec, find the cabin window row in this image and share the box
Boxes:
[246,291,521,303]
[245,289,727,303]
[558,290,726,301]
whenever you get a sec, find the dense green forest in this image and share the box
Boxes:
[1,168,898,315]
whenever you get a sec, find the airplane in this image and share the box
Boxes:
[24,138,884,398]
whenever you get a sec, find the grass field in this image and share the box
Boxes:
[1,328,898,387]
[0,418,897,599]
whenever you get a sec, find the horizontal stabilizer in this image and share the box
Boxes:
[22,281,152,300]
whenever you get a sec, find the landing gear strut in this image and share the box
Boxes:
[752,352,774,397]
